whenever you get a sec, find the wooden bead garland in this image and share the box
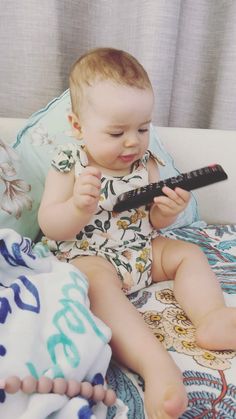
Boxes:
[0,376,116,407]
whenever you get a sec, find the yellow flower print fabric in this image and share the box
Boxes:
[48,143,164,294]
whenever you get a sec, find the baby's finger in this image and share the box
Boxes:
[82,165,101,179]
[79,174,101,189]
[174,187,191,202]
[153,195,179,210]
[161,186,189,204]
[80,183,101,198]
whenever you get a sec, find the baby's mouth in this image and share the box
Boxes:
[119,154,136,163]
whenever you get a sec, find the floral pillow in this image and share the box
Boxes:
[0,90,200,241]
[0,139,32,218]
[0,139,32,219]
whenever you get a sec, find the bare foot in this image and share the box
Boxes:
[143,360,188,418]
[196,306,236,350]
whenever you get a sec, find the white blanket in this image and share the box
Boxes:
[0,229,127,418]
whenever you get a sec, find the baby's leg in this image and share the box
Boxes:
[72,255,188,419]
[152,236,236,350]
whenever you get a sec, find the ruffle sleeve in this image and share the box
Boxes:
[51,143,81,173]
[142,149,165,167]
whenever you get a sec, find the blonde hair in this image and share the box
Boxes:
[69,47,152,115]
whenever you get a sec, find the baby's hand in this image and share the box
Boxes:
[152,186,190,218]
[73,166,101,214]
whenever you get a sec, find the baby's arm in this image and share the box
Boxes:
[38,166,101,241]
[147,158,190,229]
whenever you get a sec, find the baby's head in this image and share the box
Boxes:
[69,47,153,119]
[68,48,154,175]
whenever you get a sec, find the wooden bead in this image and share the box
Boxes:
[103,388,117,406]
[0,379,6,390]
[66,379,81,398]
[52,378,67,395]
[0,375,116,408]
[5,376,21,394]
[21,376,37,394]
[37,376,53,394]
[92,384,106,402]
[80,381,93,399]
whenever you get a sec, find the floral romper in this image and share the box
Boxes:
[47,143,164,294]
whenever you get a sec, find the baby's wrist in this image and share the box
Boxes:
[71,199,91,218]
[150,205,177,228]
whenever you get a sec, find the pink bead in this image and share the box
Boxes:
[80,381,93,399]
[37,376,53,394]
[103,388,117,406]
[5,376,21,394]
[92,384,106,402]
[0,379,6,389]
[21,376,37,394]
[52,378,67,395]
[66,379,81,398]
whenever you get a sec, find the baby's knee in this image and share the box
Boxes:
[178,240,204,268]
[177,240,205,261]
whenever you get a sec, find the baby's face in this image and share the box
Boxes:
[78,80,154,176]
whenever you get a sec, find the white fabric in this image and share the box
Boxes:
[0,228,127,418]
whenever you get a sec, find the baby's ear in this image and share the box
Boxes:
[68,113,83,139]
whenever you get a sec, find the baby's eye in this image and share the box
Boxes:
[138,128,149,134]
[109,132,123,138]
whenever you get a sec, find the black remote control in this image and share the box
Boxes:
[113,164,228,212]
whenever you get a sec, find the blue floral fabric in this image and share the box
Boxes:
[107,225,236,418]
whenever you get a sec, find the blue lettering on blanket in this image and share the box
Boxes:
[0,274,40,396]
[0,233,41,405]
[10,275,40,312]
[0,297,11,323]
[0,275,40,324]
[0,237,35,268]
[0,229,111,414]
[27,270,109,379]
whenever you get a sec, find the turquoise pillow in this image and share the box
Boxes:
[0,90,199,240]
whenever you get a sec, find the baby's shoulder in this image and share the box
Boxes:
[51,143,87,173]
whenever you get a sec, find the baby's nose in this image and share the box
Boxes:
[124,134,139,147]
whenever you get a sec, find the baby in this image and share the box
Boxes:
[38,47,236,419]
